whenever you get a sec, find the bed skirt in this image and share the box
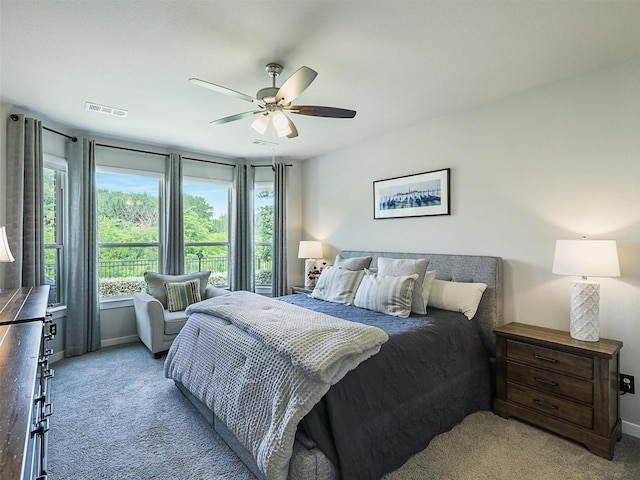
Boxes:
[175,381,338,480]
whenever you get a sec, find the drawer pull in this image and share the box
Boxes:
[533,399,558,410]
[534,377,558,387]
[533,353,558,363]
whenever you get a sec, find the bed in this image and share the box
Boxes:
[164,250,503,480]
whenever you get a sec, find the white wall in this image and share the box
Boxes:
[301,59,640,435]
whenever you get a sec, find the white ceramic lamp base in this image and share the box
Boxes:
[569,280,600,342]
[304,259,316,288]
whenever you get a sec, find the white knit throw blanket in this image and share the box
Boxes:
[178,291,388,480]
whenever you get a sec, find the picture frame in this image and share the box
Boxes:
[373,168,450,219]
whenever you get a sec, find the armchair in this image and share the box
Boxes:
[133,271,228,358]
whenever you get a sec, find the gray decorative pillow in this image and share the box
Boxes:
[311,266,365,305]
[144,271,211,308]
[164,279,202,312]
[377,257,429,315]
[334,254,373,271]
[354,270,418,318]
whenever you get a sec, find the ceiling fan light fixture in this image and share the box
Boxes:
[276,124,292,138]
[251,113,269,135]
[271,110,289,130]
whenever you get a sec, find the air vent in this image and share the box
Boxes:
[85,102,128,118]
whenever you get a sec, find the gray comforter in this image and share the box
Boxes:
[280,294,492,480]
[164,291,388,480]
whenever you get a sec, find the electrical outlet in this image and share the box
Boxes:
[620,374,635,394]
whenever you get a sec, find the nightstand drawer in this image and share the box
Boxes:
[506,339,593,379]
[507,382,593,429]
[506,361,593,404]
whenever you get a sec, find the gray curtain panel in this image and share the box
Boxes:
[5,114,45,288]
[271,161,288,297]
[162,153,184,275]
[65,138,101,356]
[230,162,255,291]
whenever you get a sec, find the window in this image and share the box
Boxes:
[96,168,161,298]
[43,154,67,305]
[183,178,231,287]
[254,181,274,287]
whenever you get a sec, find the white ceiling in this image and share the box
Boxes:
[1,1,639,160]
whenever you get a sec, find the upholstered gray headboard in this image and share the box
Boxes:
[339,250,504,356]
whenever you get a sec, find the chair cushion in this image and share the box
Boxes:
[144,271,211,308]
[163,309,189,335]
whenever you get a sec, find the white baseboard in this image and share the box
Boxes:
[101,334,139,349]
[50,335,139,364]
[50,350,65,363]
[622,419,640,439]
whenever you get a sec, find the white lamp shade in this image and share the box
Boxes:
[0,227,15,263]
[251,114,269,135]
[298,241,323,259]
[552,239,620,278]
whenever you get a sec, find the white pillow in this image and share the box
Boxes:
[354,270,418,318]
[377,257,429,314]
[422,271,437,307]
[428,279,487,320]
[311,266,364,305]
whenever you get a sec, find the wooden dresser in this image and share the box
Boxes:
[494,322,622,460]
[0,286,53,480]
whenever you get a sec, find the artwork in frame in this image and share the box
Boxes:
[373,168,450,219]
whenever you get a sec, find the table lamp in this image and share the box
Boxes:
[298,241,323,289]
[0,226,16,295]
[552,238,620,342]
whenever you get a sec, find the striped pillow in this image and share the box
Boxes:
[311,266,365,305]
[354,270,418,318]
[164,279,202,312]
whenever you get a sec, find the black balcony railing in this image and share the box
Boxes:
[45,254,273,298]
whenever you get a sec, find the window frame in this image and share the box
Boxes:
[95,166,163,299]
[254,179,274,290]
[182,175,232,288]
[43,154,67,306]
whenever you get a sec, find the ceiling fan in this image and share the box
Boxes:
[189,63,356,139]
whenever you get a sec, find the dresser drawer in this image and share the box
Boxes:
[507,382,593,429]
[506,361,593,404]
[506,339,593,379]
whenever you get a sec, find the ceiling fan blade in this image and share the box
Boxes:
[288,105,356,118]
[209,111,259,125]
[286,115,298,139]
[275,66,318,105]
[189,78,264,106]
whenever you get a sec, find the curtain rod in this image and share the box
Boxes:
[10,114,78,142]
[10,115,294,166]
[95,143,167,157]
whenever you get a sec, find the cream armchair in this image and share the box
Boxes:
[133,271,228,358]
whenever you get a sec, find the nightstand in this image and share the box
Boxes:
[494,322,622,460]
[291,285,313,295]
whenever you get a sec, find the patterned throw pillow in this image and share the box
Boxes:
[377,257,429,314]
[164,279,202,312]
[311,266,365,305]
[354,270,418,318]
[144,271,211,308]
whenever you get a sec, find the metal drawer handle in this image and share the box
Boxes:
[533,399,558,410]
[533,353,558,363]
[534,377,558,387]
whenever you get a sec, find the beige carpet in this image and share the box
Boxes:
[385,411,640,480]
[50,343,640,479]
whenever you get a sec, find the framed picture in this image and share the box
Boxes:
[373,168,450,219]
